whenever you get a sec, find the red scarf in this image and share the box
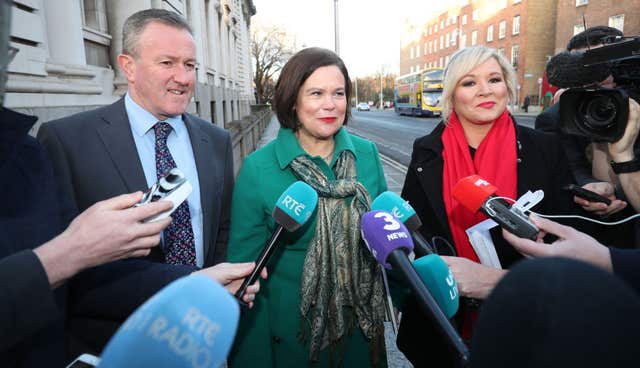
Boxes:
[441,110,518,262]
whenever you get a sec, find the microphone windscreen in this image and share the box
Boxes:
[546,51,612,88]
[471,257,640,368]
[452,175,497,213]
[413,254,459,318]
[371,191,422,231]
[272,181,318,232]
[361,210,414,269]
[98,275,239,368]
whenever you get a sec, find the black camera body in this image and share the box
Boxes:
[557,36,640,142]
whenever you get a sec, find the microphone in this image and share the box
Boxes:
[361,210,470,364]
[98,274,239,368]
[234,181,318,303]
[546,51,612,88]
[452,175,539,240]
[371,191,435,257]
[413,255,459,319]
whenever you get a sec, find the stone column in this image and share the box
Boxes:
[106,0,151,95]
[43,0,86,66]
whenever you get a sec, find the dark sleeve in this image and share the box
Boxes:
[610,248,640,293]
[0,250,60,352]
[68,259,195,321]
[212,132,234,264]
[37,123,79,212]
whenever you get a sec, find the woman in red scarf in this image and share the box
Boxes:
[396,46,580,367]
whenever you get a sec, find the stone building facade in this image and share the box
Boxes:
[5,0,255,131]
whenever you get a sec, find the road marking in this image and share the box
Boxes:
[380,153,408,175]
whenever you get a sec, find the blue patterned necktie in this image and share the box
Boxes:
[154,122,196,265]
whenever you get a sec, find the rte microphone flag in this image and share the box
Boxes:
[235,181,318,303]
[98,274,239,368]
[371,191,436,256]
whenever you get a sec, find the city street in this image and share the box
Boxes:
[347,108,537,166]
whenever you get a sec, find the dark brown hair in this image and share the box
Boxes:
[273,47,352,130]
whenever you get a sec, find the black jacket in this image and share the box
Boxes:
[396,119,581,367]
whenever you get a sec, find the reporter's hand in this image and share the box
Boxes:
[440,256,506,299]
[35,192,173,287]
[194,262,268,308]
[609,98,640,162]
[573,182,627,216]
[502,215,612,272]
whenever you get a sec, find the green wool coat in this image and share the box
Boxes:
[227,127,388,367]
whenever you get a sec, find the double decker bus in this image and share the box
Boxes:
[394,68,443,117]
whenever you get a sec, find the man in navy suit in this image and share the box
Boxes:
[38,9,233,268]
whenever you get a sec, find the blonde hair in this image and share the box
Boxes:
[441,46,517,123]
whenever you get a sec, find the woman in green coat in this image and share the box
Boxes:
[228,48,389,367]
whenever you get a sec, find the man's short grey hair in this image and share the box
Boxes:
[122,8,193,58]
[441,46,517,123]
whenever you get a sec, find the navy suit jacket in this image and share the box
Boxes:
[37,97,234,267]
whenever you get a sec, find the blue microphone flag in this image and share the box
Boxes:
[371,191,417,222]
[98,275,239,368]
[272,181,318,231]
[413,255,460,318]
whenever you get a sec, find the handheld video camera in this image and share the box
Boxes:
[552,36,640,142]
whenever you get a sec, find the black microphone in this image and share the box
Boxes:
[234,181,318,304]
[546,51,612,88]
[371,191,436,258]
[361,210,470,366]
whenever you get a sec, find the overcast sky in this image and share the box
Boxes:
[251,0,459,77]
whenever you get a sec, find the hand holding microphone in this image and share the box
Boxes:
[361,210,469,364]
[452,175,539,240]
[234,181,318,305]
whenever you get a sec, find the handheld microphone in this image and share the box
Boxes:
[452,175,539,240]
[371,191,435,257]
[361,210,470,364]
[546,51,612,88]
[98,275,239,368]
[234,181,318,304]
[413,255,459,319]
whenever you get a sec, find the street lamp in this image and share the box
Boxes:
[380,74,383,109]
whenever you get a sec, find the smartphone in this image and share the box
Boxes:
[65,353,100,368]
[135,167,192,222]
[563,184,612,205]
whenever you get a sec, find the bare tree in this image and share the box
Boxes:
[251,26,293,104]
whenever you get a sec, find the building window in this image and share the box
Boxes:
[410,66,414,73]
[416,45,420,56]
[452,16,457,24]
[440,57,444,68]
[410,47,414,59]
[429,26,432,35]
[440,20,444,29]
[80,0,111,67]
[434,40,438,52]
[460,33,467,48]
[511,44,519,68]
[440,35,444,49]
[434,23,438,33]
[462,14,467,25]
[446,17,450,27]
[446,33,450,48]
[576,0,588,6]
[429,41,432,53]
[487,24,494,42]
[513,15,520,35]
[609,14,625,32]
[424,42,428,55]
[499,20,506,39]
[573,24,585,35]
[451,30,457,46]
[472,9,479,21]
[471,30,478,46]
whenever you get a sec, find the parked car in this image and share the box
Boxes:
[356,102,370,111]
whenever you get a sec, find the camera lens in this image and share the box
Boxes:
[580,94,618,130]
